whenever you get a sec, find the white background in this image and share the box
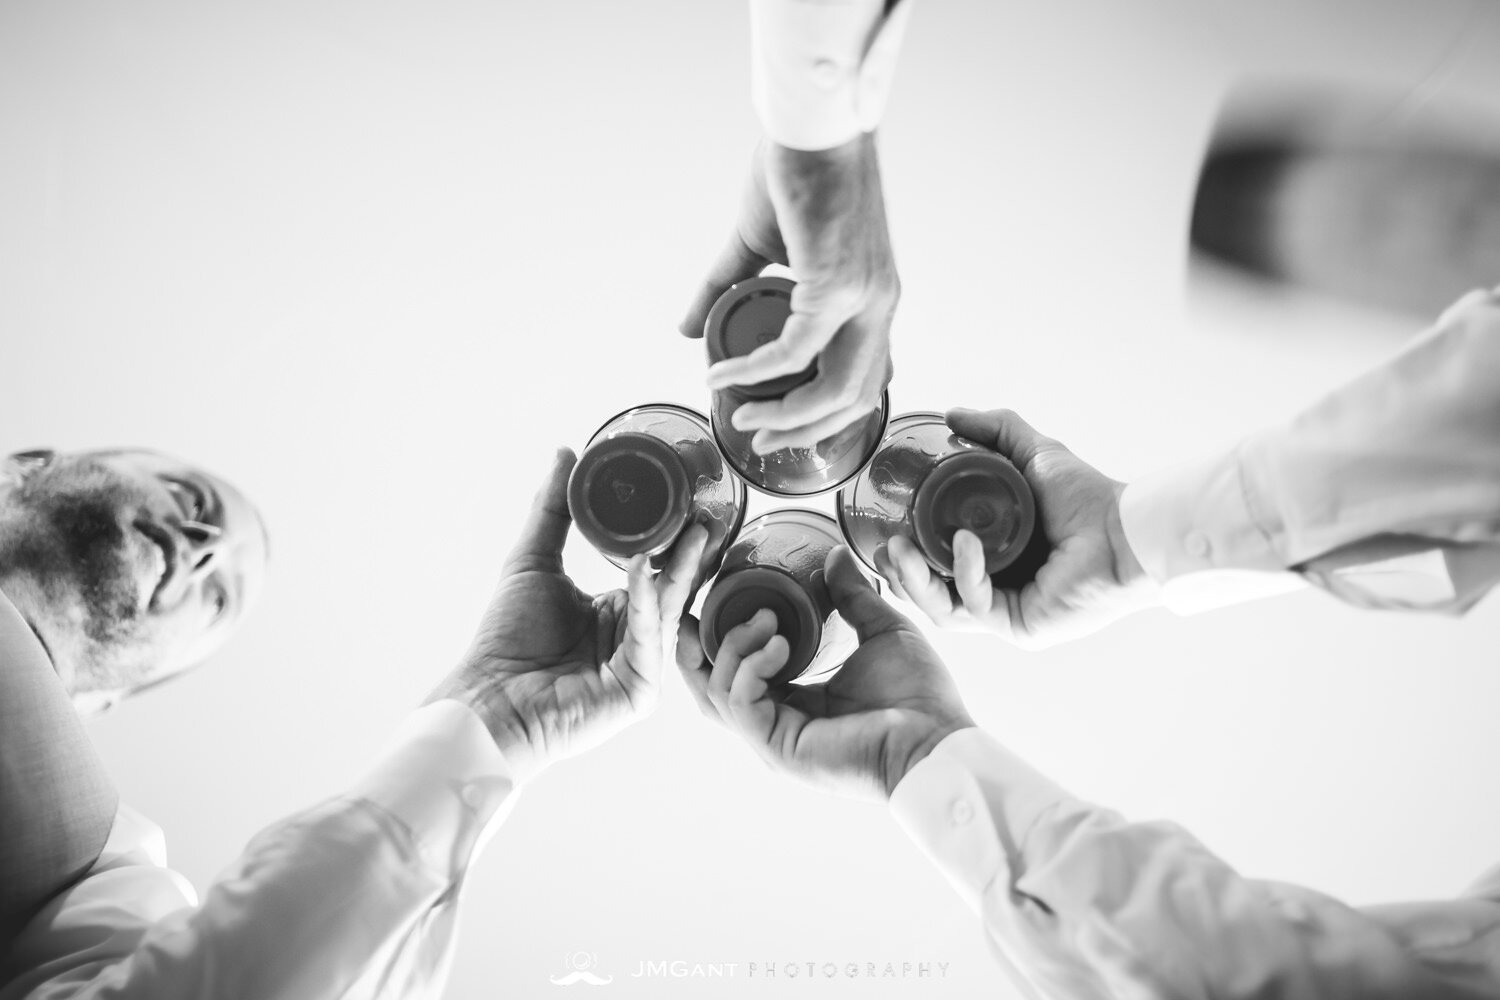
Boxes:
[3,1,1499,997]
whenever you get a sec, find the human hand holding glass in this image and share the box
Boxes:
[427,448,708,782]
[680,134,898,455]
[677,545,973,800]
[879,408,1160,649]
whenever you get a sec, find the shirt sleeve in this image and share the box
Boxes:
[749,0,912,151]
[0,700,518,1000]
[890,727,1500,1000]
[0,589,118,946]
[1119,286,1500,615]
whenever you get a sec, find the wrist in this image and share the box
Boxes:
[885,716,975,799]
[1106,480,1149,589]
[765,132,870,199]
[768,131,867,169]
[424,672,547,785]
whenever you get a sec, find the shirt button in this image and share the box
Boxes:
[951,799,975,826]
[811,58,841,89]
[1185,531,1212,559]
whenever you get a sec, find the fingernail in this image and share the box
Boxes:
[750,436,774,455]
[732,409,762,432]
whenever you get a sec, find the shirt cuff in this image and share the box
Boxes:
[889,728,1074,912]
[750,0,912,151]
[1120,448,1307,615]
[348,700,520,881]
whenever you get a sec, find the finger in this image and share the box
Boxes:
[655,523,709,617]
[946,407,1054,472]
[951,530,1002,623]
[779,681,829,717]
[706,607,780,713]
[749,399,876,454]
[676,617,722,722]
[823,545,912,643]
[726,634,791,736]
[503,447,577,573]
[730,370,863,432]
[617,554,664,697]
[679,232,770,339]
[887,535,958,627]
[872,544,910,603]
[704,306,845,390]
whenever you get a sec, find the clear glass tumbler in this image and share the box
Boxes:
[568,403,747,588]
[837,412,1043,585]
[698,509,860,685]
[705,276,888,497]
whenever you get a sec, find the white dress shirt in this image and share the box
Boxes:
[0,700,517,1000]
[891,727,1500,1000]
[1122,286,1500,616]
[749,0,911,151]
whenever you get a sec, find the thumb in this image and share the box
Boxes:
[679,232,770,339]
[824,546,911,643]
[946,407,1055,472]
[503,447,576,574]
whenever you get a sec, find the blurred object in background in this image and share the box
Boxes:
[1191,83,1500,319]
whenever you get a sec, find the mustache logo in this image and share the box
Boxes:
[551,952,612,987]
[549,970,613,986]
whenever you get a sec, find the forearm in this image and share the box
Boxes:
[1121,286,1500,614]
[0,590,118,944]
[3,702,516,1000]
[749,0,910,152]
[891,729,1500,999]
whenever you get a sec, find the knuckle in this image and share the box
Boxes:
[782,340,818,370]
[830,381,862,411]
[794,280,860,316]
[869,277,900,314]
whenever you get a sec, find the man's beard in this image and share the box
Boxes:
[2,462,147,654]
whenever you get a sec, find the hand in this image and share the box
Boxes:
[878,408,1160,650]
[677,546,973,800]
[680,133,899,454]
[426,448,707,782]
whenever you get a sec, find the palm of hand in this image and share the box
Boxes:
[1016,448,1139,644]
[465,568,639,761]
[768,628,967,798]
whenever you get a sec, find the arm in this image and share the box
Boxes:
[3,702,517,1000]
[881,286,1500,646]
[0,588,118,947]
[679,552,1500,999]
[680,1,911,453]
[2,450,705,1000]
[892,729,1500,1000]
[1122,285,1500,615]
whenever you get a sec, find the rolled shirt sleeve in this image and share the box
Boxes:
[749,0,912,151]
[890,727,1500,1000]
[1120,287,1500,615]
[1,700,518,1000]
